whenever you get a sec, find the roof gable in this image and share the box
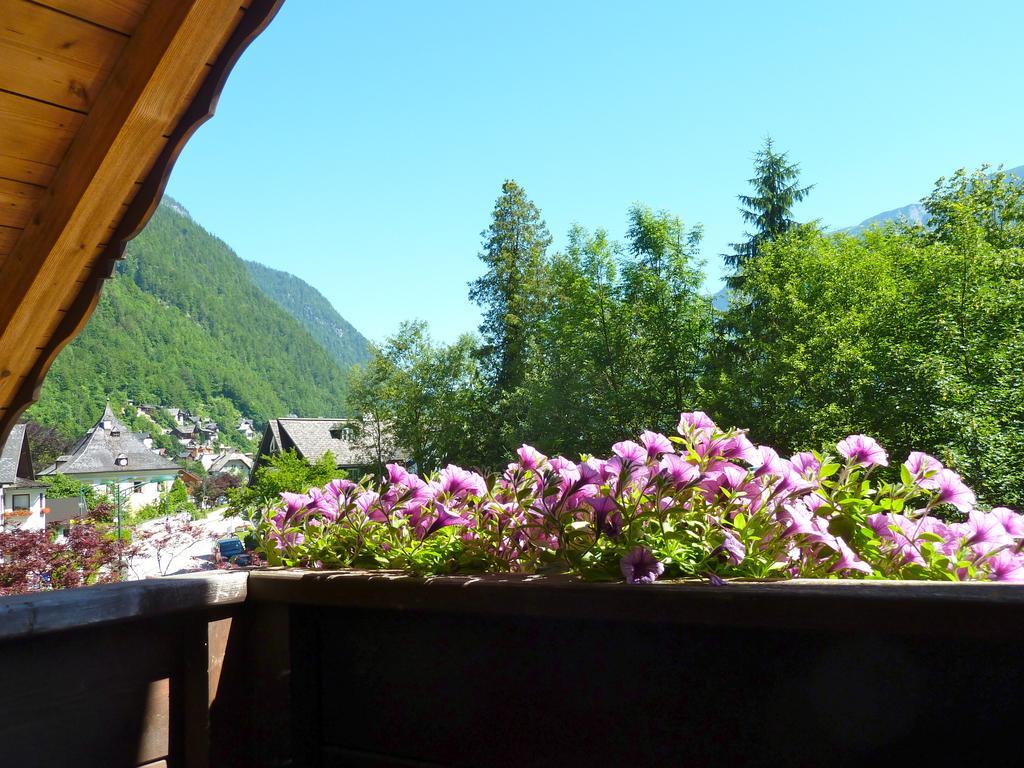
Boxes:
[43,406,179,476]
[0,424,32,485]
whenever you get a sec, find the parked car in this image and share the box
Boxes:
[216,535,251,567]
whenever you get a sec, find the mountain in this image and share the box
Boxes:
[845,164,1024,234]
[244,261,371,369]
[27,198,360,440]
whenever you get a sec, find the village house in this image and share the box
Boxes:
[237,417,257,441]
[207,452,254,480]
[0,424,47,531]
[39,406,181,512]
[252,417,407,478]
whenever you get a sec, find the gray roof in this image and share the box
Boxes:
[0,424,28,485]
[40,405,180,476]
[210,452,253,473]
[267,417,406,467]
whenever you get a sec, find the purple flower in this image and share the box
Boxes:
[836,435,889,468]
[324,478,356,502]
[279,491,310,524]
[612,440,647,463]
[620,547,665,584]
[988,550,1024,582]
[964,509,1012,548]
[436,465,487,497]
[588,495,622,536]
[639,430,674,459]
[921,468,975,512]
[700,434,759,464]
[790,452,821,479]
[752,445,784,478]
[829,537,873,575]
[355,490,386,522]
[386,463,411,486]
[306,488,339,522]
[991,507,1024,538]
[413,502,472,539]
[719,531,746,565]
[658,453,700,487]
[903,452,943,484]
[516,444,547,470]
[676,411,716,435]
[578,457,611,485]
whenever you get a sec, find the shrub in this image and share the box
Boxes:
[0,513,129,595]
[251,412,1023,583]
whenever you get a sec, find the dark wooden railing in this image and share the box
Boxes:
[3,571,1024,767]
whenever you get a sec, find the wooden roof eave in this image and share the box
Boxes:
[0,0,285,445]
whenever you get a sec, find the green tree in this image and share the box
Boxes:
[517,225,629,455]
[704,167,1024,508]
[347,322,484,472]
[468,181,551,461]
[724,137,813,292]
[619,206,712,433]
[227,450,346,521]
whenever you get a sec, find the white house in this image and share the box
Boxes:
[209,451,253,480]
[0,424,47,531]
[39,406,181,512]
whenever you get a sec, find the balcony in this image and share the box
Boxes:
[2,571,1023,767]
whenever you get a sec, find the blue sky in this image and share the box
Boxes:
[166,0,1023,344]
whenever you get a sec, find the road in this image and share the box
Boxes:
[125,507,249,580]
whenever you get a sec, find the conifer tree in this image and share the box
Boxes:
[725,138,812,291]
[469,180,551,393]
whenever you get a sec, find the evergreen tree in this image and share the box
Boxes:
[468,181,551,463]
[469,180,551,393]
[724,138,813,291]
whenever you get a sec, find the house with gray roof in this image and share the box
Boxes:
[252,417,407,480]
[39,405,181,512]
[207,451,253,479]
[0,424,47,530]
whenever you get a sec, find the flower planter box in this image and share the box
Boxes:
[246,569,1024,768]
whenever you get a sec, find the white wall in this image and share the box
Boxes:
[92,479,169,511]
[1,487,47,531]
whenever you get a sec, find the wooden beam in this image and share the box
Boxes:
[0,0,284,442]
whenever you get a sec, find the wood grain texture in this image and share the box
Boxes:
[33,0,151,35]
[0,177,43,229]
[0,89,84,178]
[0,0,129,111]
[0,0,286,446]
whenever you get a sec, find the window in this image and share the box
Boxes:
[133,481,144,494]
[12,494,29,511]
[115,453,128,466]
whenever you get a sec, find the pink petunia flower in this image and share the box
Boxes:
[921,469,975,512]
[903,452,943,485]
[516,444,548,471]
[639,430,674,459]
[836,435,889,468]
[620,547,665,584]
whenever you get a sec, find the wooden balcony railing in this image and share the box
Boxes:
[2,571,1024,767]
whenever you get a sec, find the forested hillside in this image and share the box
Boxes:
[28,199,355,438]
[244,260,371,368]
